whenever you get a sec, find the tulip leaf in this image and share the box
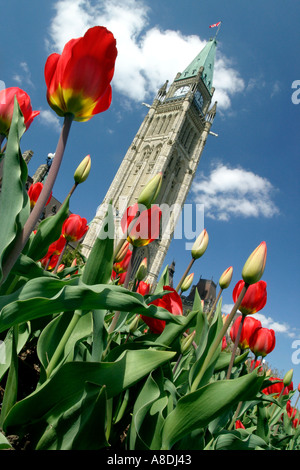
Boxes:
[82,203,114,286]
[214,351,249,372]
[0,431,12,450]
[35,382,109,450]
[211,429,268,450]
[0,277,186,334]
[129,368,167,450]
[37,311,93,382]
[3,349,176,445]
[154,265,169,294]
[26,195,70,261]
[0,322,31,381]
[161,369,265,449]
[0,97,29,283]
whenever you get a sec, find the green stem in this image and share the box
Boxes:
[175,258,195,292]
[190,283,249,392]
[0,114,73,285]
[108,246,137,334]
[45,309,81,378]
[207,288,223,321]
[226,313,246,380]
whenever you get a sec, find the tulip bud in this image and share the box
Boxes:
[114,240,129,264]
[180,330,196,355]
[135,257,148,281]
[137,172,162,208]
[180,273,194,292]
[219,266,233,290]
[74,155,91,184]
[57,264,65,273]
[191,229,209,260]
[129,315,140,334]
[242,241,267,285]
[283,369,294,387]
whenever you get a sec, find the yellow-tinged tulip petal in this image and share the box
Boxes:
[181,273,194,292]
[137,172,162,209]
[242,241,267,285]
[114,240,130,264]
[191,229,209,260]
[219,266,233,289]
[74,154,91,184]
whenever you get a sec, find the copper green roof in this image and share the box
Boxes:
[175,38,217,93]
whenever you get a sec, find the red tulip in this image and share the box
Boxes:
[28,182,52,209]
[140,286,183,334]
[121,203,162,247]
[232,280,267,315]
[250,359,263,372]
[286,400,297,420]
[230,315,262,350]
[0,87,39,136]
[221,336,227,351]
[62,214,88,242]
[113,249,132,274]
[262,377,293,397]
[249,327,276,357]
[235,420,245,429]
[137,281,151,296]
[44,26,117,122]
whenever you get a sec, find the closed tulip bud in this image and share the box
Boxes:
[191,229,209,260]
[242,241,267,285]
[74,155,91,184]
[114,240,130,263]
[129,315,140,334]
[180,273,194,292]
[57,264,65,273]
[180,330,196,355]
[137,172,162,208]
[135,257,148,281]
[219,266,233,290]
[283,369,294,387]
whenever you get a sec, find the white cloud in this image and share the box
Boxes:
[46,0,244,109]
[191,163,279,221]
[38,109,61,133]
[222,305,296,338]
[12,61,34,88]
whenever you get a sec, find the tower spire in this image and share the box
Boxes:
[175,37,217,94]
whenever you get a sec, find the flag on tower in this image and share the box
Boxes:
[209,21,221,28]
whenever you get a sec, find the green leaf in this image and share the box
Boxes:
[36,383,109,450]
[129,369,167,450]
[0,325,19,427]
[82,203,114,286]
[154,265,169,294]
[0,322,31,381]
[11,253,55,279]
[0,278,185,333]
[189,303,223,389]
[37,311,93,381]
[161,369,265,449]
[0,97,29,283]
[0,431,12,450]
[212,429,268,450]
[214,350,249,372]
[26,196,70,261]
[3,349,176,446]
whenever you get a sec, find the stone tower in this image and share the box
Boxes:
[82,37,218,285]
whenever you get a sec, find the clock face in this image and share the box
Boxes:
[173,85,190,97]
[194,90,204,110]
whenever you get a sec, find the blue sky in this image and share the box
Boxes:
[1,1,300,394]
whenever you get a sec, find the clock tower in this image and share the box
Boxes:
[81,37,218,286]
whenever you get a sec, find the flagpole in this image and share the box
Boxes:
[214,21,222,40]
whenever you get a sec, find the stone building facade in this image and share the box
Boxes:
[82,37,218,286]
